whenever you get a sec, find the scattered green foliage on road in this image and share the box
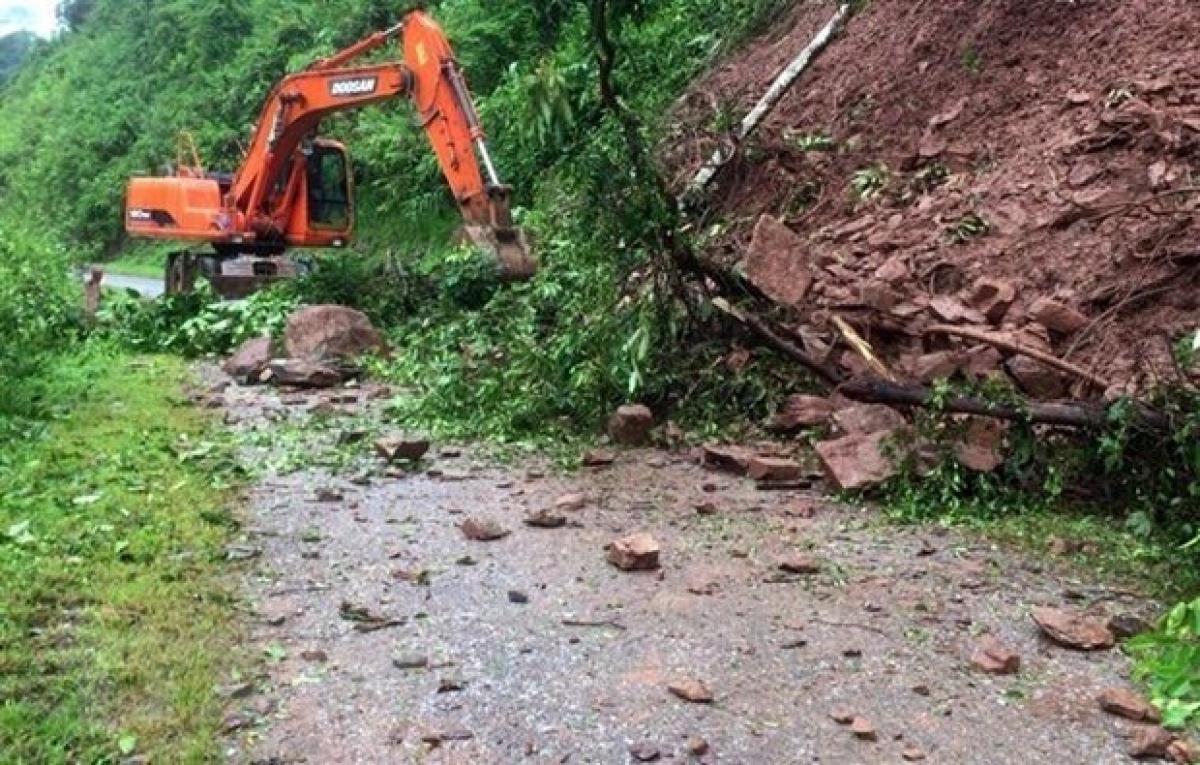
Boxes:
[0,347,243,763]
[1128,597,1200,730]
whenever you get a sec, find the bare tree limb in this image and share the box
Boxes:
[686,4,851,197]
[839,378,1169,431]
[924,324,1112,391]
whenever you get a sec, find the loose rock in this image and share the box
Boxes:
[582,449,616,467]
[608,533,661,571]
[284,305,385,362]
[700,444,755,475]
[970,635,1021,675]
[850,717,877,741]
[747,456,804,482]
[524,509,567,529]
[668,678,714,704]
[629,741,662,762]
[459,518,510,542]
[687,737,710,756]
[1029,298,1089,335]
[1130,726,1176,760]
[267,359,342,389]
[831,404,907,436]
[779,556,822,575]
[767,394,835,432]
[375,436,431,463]
[815,431,902,491]
[1031,607,1115,650]
[830,709,855,725]
[555,493,587,512]
[902,747,928,761]
[745,215,814,307]
[1098,687,1161,723]
[607,404,654,446]
[223,336,273,384]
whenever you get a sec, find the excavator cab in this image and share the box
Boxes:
[304,141,352,231]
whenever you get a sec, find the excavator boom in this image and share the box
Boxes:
[124,9,534,294]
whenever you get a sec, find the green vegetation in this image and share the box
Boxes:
[0,347,241,762]
[1128,597,1200,729]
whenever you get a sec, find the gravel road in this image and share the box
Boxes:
[204,367,1163,765]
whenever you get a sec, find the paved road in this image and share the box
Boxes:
[102,272,163,298]
[200,365,1163,765]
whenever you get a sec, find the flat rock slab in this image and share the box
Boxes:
[608,533,661,571]
[1032,607,1116,651]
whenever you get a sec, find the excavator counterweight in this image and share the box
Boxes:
[124,8,534,297]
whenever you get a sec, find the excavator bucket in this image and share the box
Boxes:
[458,223,537,281]
[455,186,537,282]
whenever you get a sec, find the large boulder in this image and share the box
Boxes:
[815,430,903,491]
[283,305,385,363]
[223,336,273,384]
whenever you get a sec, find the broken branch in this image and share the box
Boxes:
[924,324,1112,391]
[686,4,851,197]
[839,378,1169,430]
[712,298,844,387]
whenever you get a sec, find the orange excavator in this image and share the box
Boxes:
[124,8,534,297]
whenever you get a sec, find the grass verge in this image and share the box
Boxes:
[0,346,242,764]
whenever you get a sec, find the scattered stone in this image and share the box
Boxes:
[850,717,878,741]
[375,436,431,463]
[694,501,719,516]
[747,456,804,482]
[507,590,530,604]
[687,737,710,756]
[907,351,964,383]
[700,444,755,475]
[225,545,262,561]
[767,394,835,432]
[459,518,510,542]
[1065,89,1092,105]
[1031,607,1115,650]
[668,679,714,704]
[815,431,902,491]
[745,215,814,307]
[1109,613,1153,640]
[300,649,328,663]
[1167,739,1195,764]
[438,446,462,458]
[437,673,465,693]
[830,709,855,725]
[1130,726,1175,760]
[912,684,931,697]
[284,305,385,362]
[1029,297,1089,335]
[336,429,368,445]
[831,404,907,436]
[875,256,911,285]
[420,728,474,745]
[902,746,928,761]
[968,278,1017,325]
[1099,687,1161,723]
[970,635,1021,675]
[555,493,587,512]
[608,533,661,571]
[629,741,662,762]
[267,359,342,389]
[954,417,1006,472]
[607,404,654,446]
[223,336,273,384]
[392,653,429,671]
[315,487,344,503]
[779,556,822,575]
[582,449,617,467]
[929,295,983,324]
[524,509,567,529]
[1006,356,1067,399]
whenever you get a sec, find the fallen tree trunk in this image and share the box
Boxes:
[686,4,851,197]
[839,378,1170,431]
[712,298,844,387]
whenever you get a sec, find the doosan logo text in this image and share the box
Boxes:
[329,78,377,97]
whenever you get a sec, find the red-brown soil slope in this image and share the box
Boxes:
[670,0,1200,398]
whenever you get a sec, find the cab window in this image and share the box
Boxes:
[306,147,350,228]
